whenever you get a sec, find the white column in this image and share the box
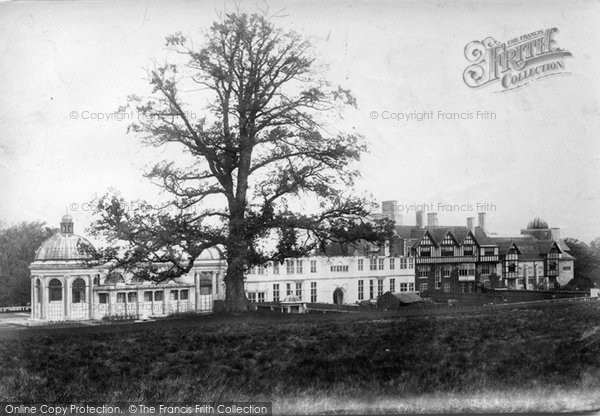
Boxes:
[41,282,48,320]
[64,278,71,320]
[137,290,142,318]
[30,278,35,319]
[163,288,168,315]
[87,275,93,319]
[194,273,200,311]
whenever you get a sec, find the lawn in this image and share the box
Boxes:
[1,301,600,414]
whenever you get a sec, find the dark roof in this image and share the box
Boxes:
[390,292,424,303]
[319,241,382,257]
[395,225,495,248]
[492,237,575,261]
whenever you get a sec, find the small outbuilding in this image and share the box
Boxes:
[377,291,424,311]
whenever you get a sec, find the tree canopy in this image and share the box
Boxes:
[0,222,56,307]
[88,12,393,311]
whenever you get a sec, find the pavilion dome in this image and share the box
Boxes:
[198,246,224,261]
[527,217,549,230]
[34,215,95,261]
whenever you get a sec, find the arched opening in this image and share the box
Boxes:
[199,274,213,295]
[49,279,63,302]
[333,288,344,305]
[36,279,41,304]
[71,278,86,303]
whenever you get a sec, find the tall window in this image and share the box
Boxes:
[257,292,265,302]
[310,282,317,303]
[286,260,295,274]
[295,282,303,299]
[377,279,384,297]
[443,266,451,277]
[369,280,374,299]
[49,279,62,302]
[358,280,364,300]
[199,276,212,295]
[400,258,407,269]
[417,266,430,278]
[98,293,109,304]
[296,260,303,274]
[71,278,86,303]
[286,283,292,296]
[310,260,317,273]
[389,278,396,293]
[435,275,441,290]
[408,283,415,291]
[116,292,126,303]
[419,283,428,292]
[443,283,450,293]
[389,258,395,270]
[273,262,280,275]
[419,246,431,257]
[273,284,280,302]
[369,258,377,271]
[248,292,257,302]
[358,259,364,271]
[378,258,384,270]
[144,291,153,302]
[484,248,495,256]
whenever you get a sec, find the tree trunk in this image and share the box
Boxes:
[223,265,249,312]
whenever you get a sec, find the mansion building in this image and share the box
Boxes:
[28,204,575,322]
[378,201,575,294]
[28,214,415,323]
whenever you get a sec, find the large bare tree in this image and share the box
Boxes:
[88,12,393,312]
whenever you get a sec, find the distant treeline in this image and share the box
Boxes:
[0,222,56,307]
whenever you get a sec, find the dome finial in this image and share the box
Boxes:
[60,214,74,234]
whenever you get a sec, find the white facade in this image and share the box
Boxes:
[244,255,416,305]
[30,216,416,322]
[29,216,224,323]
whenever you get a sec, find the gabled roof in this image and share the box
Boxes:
[395,225,495,248]
[492,237,575,261]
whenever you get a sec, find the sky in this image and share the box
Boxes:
[0,0,598,242]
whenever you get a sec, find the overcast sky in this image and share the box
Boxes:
[0,0,598,242]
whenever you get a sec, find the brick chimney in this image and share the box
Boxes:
[551,227,561,241]
[467,217,475,232]
[477,212,486,232]
[416,211,424,229]
[427,212,438,227]
[381,200,402,225]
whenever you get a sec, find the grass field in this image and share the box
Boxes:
[2,301,600,413]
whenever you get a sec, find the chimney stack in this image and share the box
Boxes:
[551,227,561,241]
[416,211,424,229]
[467,217,475,232]
[381,200,402,225]
[478,212,486,231]
[427,212,438,227]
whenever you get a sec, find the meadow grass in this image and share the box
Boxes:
[1,301,600,413]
